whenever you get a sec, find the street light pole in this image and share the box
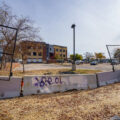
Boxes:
[71,24,76,71]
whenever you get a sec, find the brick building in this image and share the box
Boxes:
[53,45,67,60]
[20,41,67,63]
[20,41,47,63]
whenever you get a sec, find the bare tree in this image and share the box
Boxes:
[0,3,42,72]
[0,3,15,69]
[84,52,94,63]
[114,48,120,62]
[15,17,42,72]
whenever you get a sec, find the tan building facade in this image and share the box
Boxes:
[21,41,46,63]
[53,45,67,60]
[20,41,67,63]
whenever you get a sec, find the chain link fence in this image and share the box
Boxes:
[106,45,120,72]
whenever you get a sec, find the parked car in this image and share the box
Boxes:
[67,59,72,63]
[57,59,64,63]
[75,60,84,65]
[18,59,23,63]
[90,61,98,65]
[111,60,119,65]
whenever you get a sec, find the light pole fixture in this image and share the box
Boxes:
[71,24,76,71]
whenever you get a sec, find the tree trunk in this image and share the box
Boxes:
[23,61,25,73]
[0,57,3,70]
[22,54,25,73]
[0,55,5,70]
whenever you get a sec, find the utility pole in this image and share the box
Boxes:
[71,24,76,71]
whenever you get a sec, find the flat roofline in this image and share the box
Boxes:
[53,45,67,48]
[21,40,46,44]
[21,41,67,48]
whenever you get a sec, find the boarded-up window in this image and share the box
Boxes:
[38,52,42,56]
[33,52,36,56]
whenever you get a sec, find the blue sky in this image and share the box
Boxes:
[2,0,120,57]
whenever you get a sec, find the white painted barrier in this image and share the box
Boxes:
[0,76,22,99]
[87,75,97,89]
[97,70,120,87]
[1,70,120,99]
[23,74,97,96]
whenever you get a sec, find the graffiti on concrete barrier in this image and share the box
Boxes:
[32,76,62,88]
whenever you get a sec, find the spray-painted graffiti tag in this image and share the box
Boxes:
[32,76,62,88]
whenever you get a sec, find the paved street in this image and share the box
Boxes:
[15,63,120,72]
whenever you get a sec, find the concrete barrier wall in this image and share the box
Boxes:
[96,70,120,87]
[23,74,97,96]
[0,76,22,99]
[1,70,120,99]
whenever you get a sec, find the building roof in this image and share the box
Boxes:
[53,45,67,48]
[21,41,67,48]
[21,40,46,44]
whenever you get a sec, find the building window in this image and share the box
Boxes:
[60,49,62,52]
[50,48,52,51]
[63,55,65,57]
[39,46,42,49]
[33,52,36,56]
[63,50,65,52]
[56,49,58,52]
[38,52,42,56]
[60,54,62,57]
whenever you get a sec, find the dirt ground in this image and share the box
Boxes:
[14,63,120,72]
[0,69,101,76]
[0,83,120,120]
[0,63,21,71]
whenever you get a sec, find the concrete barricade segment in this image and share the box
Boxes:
[97,70,120,87]
[0,76,22,99]
[23,74,97,96]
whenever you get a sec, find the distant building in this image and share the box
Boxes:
[46,44,54,60]
[20,41,67,63]
[20,41,47,63]
[53,45,67,60]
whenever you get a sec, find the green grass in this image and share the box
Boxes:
[74,69,101,74]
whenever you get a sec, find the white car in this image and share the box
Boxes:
[75,60,84,65]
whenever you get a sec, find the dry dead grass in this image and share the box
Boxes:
[0,83,120,120]
[0,63,21,71]
[0,69,101,77]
